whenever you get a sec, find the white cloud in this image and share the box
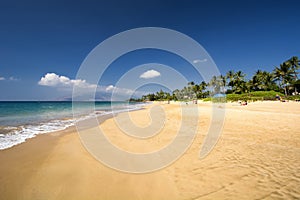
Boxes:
[139,69,161,79]
[38,73,97,89]
[38,73,147,100]
[0,76,19,81]
[113,87,135,95]
[9,76,19,81]
[102,85,144,101]
[0,76,20,81]
[105,85,116,91]
[103,85,134,95]
[193,59,207,64]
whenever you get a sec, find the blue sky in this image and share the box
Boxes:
[0,0,299,100]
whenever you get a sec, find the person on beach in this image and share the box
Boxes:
[281,98,287,102]
[237,100,247,106]
[242,101,248,106]
[275,94,281,101]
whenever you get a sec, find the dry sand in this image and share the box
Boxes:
[0,101,300,199]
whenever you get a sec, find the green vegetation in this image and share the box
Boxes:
[133,56,300,102]
[226,91,285,102]
[203,91,285,102]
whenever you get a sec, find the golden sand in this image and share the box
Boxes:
[0,101,300,199]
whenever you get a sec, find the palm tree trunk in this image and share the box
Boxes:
[294,71,298,94]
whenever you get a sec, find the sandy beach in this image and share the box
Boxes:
[0,101,300,199]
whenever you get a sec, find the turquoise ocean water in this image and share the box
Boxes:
[0,101,145,150]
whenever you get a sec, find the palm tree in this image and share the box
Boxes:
[188,81,195,86]
[264,71,277,91]
[232,71,246,94]
[226,70,235,92]
[220,75,227,89]
[273,62,294,96]
[199,81,207,91]
[173,89,182,100]
[197,81,208,98]
[251,70,264,91]
[287,56,300,93]
[288,56,300,75]
[209,75,226,94]
[251,70,276,91]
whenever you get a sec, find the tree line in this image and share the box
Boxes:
[134,56,299,101]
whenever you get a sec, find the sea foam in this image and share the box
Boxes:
[0,103,146,150]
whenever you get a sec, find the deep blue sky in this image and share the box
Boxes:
[0,0,299,100]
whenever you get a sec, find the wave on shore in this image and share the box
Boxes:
[0,102,146,150]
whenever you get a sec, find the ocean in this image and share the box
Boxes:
[0,101,145,150]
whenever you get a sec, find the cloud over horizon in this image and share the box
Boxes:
[0,76,19,81]
[105,85,116,91]
[9,76,19,81]
[193,59,207,64]
[38,73,143,100]
[38,73,97,89]
[139,69,161,79]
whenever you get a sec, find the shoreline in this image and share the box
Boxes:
[0,102,147,151]
[1,101,300,199]
[1,100,298,153]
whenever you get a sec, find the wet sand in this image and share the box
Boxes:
[0,101,300,199]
